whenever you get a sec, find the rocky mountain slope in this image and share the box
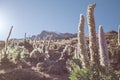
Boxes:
[30,30,77,40]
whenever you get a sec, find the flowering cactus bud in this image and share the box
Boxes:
[78,14,89,68]
[99,25,110,68]
[87,3,100,65]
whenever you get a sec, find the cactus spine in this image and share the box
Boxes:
[87,3,100,65]
[78,14,89,68]
[99,25,110,69]
[118,25,120,45]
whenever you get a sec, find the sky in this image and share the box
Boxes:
[0,0,120,40]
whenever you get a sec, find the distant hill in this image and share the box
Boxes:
[105,30,118,42]
[30,30,118,40]
[106,30,118,36]
[30,30,77,40]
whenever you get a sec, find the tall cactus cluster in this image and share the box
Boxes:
[77,3,110,70]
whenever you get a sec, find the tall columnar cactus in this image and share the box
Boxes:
[47,34,52,51]
[24,33,27,42]
[33,36,38,48]
[4,26,13,58]
[99,25,110,69]
[118,25,120,45]
[78,14,89,68]
[87,3,100,65]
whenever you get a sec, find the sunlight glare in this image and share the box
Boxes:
[0,19,6,34]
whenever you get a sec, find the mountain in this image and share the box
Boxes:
[31,30,77,40]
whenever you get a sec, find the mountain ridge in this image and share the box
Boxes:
[30,30,77,40]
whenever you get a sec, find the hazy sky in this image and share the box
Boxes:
[0,0,120,40]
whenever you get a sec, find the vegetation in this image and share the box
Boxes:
[0,3,120,80]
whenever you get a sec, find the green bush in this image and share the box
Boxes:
[69,65,91,80]
[69,59,120,80]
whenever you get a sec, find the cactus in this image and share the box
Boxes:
[87,3,100,65]
[33,36,37,48]
[47,34,53,51]
[5,26,13,51]
[118,25,120,45]
[74,47,78,59]
[59,45,68,60]
[78,14,89,68]
[24,33,27,42]
[4,26,13,58]
[99,25,110,69]
[43,35,53,59]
